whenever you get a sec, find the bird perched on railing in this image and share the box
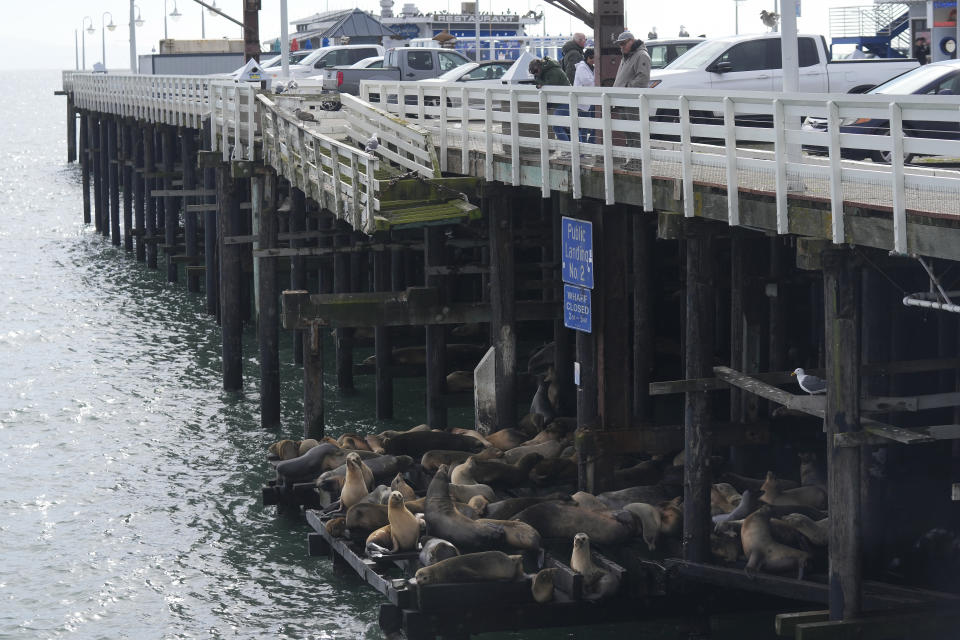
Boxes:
[760,10,780,31]
[294,108,315,122]
[678,25,689,37]
[364,134,379,153]
[647,27,658,40]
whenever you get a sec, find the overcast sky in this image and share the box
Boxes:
[6,0,884,70]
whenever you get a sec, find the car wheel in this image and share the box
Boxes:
[875,129,915,165]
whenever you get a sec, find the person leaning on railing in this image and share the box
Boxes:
[612,31,651,168]
[573,47,596,145]
[528,57,572,157]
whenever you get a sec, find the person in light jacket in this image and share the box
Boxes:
[612,31,651,164]
[573,48,596,144]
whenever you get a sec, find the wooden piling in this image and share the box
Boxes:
[256,171,281,428]
[303,320,325,440]
[729,229,745,424]
[80,113,90,225]
[632,214,654,422]
[143,125,158,269]
[823,247,862,621]
[374,246,394,420]
[425,225,448,429]
[290,187,307,365]
[162,126,179,283]
[202,120,219,317]
[218,164,244,391]
[333,223,354,393]
[181,130,200,292]
[108,117,120,246]
[133,123,145,262]
[66,97,77,163]
[95,116,105,235]
[122,122,133,252]
[683,219,715,564]
[487,182,516,430]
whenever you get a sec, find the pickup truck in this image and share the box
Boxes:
[649,33,918,93]
[264,45,385,81]
[321,47,471,95]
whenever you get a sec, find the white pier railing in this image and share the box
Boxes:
[361,80,960,254]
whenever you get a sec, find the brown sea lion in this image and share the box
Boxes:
[446,371,475,393]
[613,457,666,487]
[529,455,578,486]
[346,503,389,531]
[711,483,743,515]
[467,495,489,516]
[341,453,370,509]
[760,472,827,510]
[269,439,301,460]
[742,505,812,579]
[414,551,524,586]
[596,485,675,510]
[325,517,347,538]
[423,465,510,550]
[512,502,634,546]
[779,513,829,546]
[448,427,493,448]
[485,497,566,521]
[485,428,529,451]
[531,568,559,603]
[366,524,394,551]
[275,442,341,481]
[337,433,371,451]
[720,472,799,495]
[570,533,620,599]
[798,452,826,488]
[298,439,320,456]
[387,491,420,552]
[390,473,417,501]
[623,502,662,551]
[503,439,565,464]
[383,430,483,458]
[365,434,386,454]
[659,497,683,536]
[452,453,544,488]
[572,491,610,512]
[517,412,545,436]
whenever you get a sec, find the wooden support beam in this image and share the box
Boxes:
[794,609,960,640]
[256,172,281,429]
[122,123,134,253]
[713,366,826,418]
[775,611,830,637]
[143,124,158,270]
[108,117,121,246]
[290,187,307,366]
[182,130,200,293]
[633,215,654,421]
[487,182,516,431]
[95,116,105,236]
[303,320,325,440]
[683,218,714,563]
[80,114,91,225]
[66,97,77,163]
[373,247,394,420]
[162,126,179,283]
[333,223,354,393]
[201,119,218,317]
[218,163,243,391]
[424,226,448,429]
[823,247,862,621]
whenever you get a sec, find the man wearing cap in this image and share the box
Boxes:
[612,31,651,168]
[613,31,651,89]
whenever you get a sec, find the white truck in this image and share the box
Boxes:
[649,33,918,93]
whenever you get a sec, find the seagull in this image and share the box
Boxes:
[294,108,315,122]
[286,79,299,92]
[364,133,379,153]
[792,368,826,395]
[647,27,658,40]
[760,10,780,30]
[678,25,689,37]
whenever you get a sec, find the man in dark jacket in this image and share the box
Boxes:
[561,33,587,84]
[529,57,571,151]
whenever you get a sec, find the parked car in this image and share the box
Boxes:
[265,45,386,81]
[646,37,705,70]
[320,47,471,95]
[802,59,960,163]
[420,60,515,84]
[649,33,918,92]
[346,56,384,69]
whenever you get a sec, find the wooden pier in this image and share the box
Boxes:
[58,69,960,639]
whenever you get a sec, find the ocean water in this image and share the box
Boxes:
[0,70,717,640]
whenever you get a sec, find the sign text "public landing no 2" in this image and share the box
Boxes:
[561,216,593,289]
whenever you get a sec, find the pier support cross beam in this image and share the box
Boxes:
[823,247,863,621]
[683,218,715,563]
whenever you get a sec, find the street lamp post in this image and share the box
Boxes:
[733,0,746,35]
[102,11,117,70]
[82,16,94,70]
[129,1,145,73]
[164,0,182,41]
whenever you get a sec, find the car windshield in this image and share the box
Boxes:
[870,64,958,95]
[665,39,731,70]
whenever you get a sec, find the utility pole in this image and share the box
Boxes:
[243,0,261,62]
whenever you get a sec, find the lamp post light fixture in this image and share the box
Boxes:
[164,0,182,40]
[102,11,117,70]
[81,16,94,70]
[129,1,145,74]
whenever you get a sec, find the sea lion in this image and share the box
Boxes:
[421,450,473,472]
[596,485,674,510]
[451,322,484,338]
[383,430,483,458]
[512,502,634,546]
[341,453,370,510]
[366,524,394,553]
[453,453,544,488]
[418,537,460,567]
[720,472,799,495]
[298,439,320,456]
[779,513,829,546]
[365,434,386,454]
[325,517,347,538]
[529,455,578,486]
[275,442,341,481]
[414,550,524,586]
[467,495,488,515]
[659,497,683,536]
[503,439,565,464]
[572,491,611,512]
[760,472,827,510]
[446,371,474,393]
[347,503,389,531]
[425,465,506,549]
[530,568,559,603]
[485,497,565,521]
[523,422,569,446]
[390,473,417,501]
[713,489,757,525]
[711,532,741,563]
[798,452,826,488]
[358,485,392,505]
[613,457,666,487]
[526,342,555,375]
[624,502,662,551]
[485,428,529,451]
[447,482,496,504]
[741,505,812,579]
[711,483,743,515]
[449,427,493,447]
[338,433,371,451]
[517,412,545,436]
[529,377,555,425]
[387,491,420,552]
[268,439,300,460]
[570,533,620,599]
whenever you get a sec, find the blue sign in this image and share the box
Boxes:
[561,216,593,289]
[564,284,591,333]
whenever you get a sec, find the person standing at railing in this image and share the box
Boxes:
[612,31,651,169]
[574,48,596,147]
[528,57,572,158]
[561,33,587,84]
